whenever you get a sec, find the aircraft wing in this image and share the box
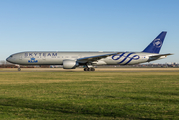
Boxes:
[77,52,120,63]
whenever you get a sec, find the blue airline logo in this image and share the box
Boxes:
[112,53,140,65]
[28,58,38,63]
[153,39,162,48]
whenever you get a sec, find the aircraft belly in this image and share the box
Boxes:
[44,58,63,65]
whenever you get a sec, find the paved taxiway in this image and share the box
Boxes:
[0,68,179,72]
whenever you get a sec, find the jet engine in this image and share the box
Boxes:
[63,60,79,69]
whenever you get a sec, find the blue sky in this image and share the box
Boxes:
[0,0,179,63]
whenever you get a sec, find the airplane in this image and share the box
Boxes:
[6,31,173,71]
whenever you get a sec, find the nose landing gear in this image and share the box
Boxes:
[15,65,21,71]
[18,68,21,71]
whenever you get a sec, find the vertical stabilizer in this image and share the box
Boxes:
[142,31,167,54]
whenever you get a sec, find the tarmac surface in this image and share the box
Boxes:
[0,68,179,72]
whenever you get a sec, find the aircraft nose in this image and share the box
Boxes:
[6,57,10,62]
[6,55,17,64]
[6,56,13,63]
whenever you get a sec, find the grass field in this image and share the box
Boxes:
[0,69,179,119]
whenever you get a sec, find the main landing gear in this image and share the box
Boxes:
[84,67,95,71]
[83,64,95,71]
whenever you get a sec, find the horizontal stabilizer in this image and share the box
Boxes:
[148,53,173,62]
[150,53,173,58]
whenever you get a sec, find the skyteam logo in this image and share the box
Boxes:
[112,53,140,65]
[153,39,162,48]
[28,58,38,63]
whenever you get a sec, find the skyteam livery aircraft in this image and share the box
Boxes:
[6,31,172,71]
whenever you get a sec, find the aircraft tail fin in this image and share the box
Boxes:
[142,31,167,54]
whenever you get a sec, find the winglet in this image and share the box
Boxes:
[142,31,167,54]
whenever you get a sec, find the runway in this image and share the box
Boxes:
[1,68,179,72]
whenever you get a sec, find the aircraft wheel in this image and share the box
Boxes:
[84,68,95,71]
[18,68,21,71]
[84,68,88,71]
[91,68,95,71]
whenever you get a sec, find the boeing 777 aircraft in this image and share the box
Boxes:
[6,31,172,71]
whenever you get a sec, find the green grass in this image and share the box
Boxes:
[0,71,179,119]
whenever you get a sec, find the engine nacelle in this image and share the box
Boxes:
[63,60,79,69]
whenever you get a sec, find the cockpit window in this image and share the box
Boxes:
[10,55,13,57]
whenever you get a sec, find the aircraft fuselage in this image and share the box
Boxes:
[6,51,161,65]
